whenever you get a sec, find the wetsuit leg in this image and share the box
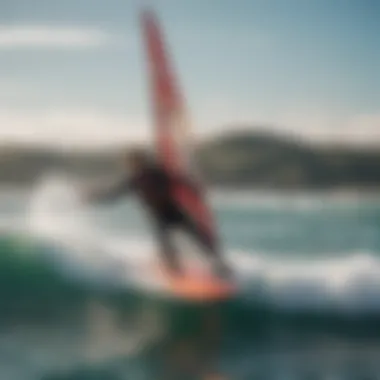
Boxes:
[179,213,231,277]
[179,214,220,259]
[154,219,182,273]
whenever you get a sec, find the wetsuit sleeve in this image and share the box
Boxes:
[89,177,134,203]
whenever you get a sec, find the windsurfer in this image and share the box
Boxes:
[86,148,231,278]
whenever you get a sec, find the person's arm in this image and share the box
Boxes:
[85,177,134,204]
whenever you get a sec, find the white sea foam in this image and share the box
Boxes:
[231,249,380,314]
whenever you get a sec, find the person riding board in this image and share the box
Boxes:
[86,148,231,278]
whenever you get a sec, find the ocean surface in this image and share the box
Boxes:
[1,174,380,380]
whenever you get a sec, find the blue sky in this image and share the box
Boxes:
[0,0,379,148]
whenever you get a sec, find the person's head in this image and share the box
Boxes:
[124,148,151,174]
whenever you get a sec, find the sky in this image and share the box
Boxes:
[0,0,379,148]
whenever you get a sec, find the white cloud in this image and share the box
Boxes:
[258,110,380,147]
[343,114,380,146]
[0,26,116,49]
[0,108,149,149]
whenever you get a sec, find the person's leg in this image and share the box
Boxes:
[179,214,231,277]
[154,219,182,274]
[181,216,218,257]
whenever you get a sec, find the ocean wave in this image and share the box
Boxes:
[2,173,380,335]
[4,226,380,318]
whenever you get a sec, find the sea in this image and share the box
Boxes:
[1,174,380,380]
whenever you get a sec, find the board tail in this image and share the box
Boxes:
[140,8,217,242]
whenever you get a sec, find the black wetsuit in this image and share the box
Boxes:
[95,163,219,272]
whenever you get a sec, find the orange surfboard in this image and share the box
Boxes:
[151,263,235,302]
[140,8,236,301]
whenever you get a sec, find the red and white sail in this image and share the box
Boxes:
[140,8,217,242]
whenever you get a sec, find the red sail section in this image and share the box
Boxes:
[141,8,216,242]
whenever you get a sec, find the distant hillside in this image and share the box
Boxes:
[1,130,380,190]
[196,131,380,189]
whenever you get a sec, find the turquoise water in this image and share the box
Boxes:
[1,177,380,379]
